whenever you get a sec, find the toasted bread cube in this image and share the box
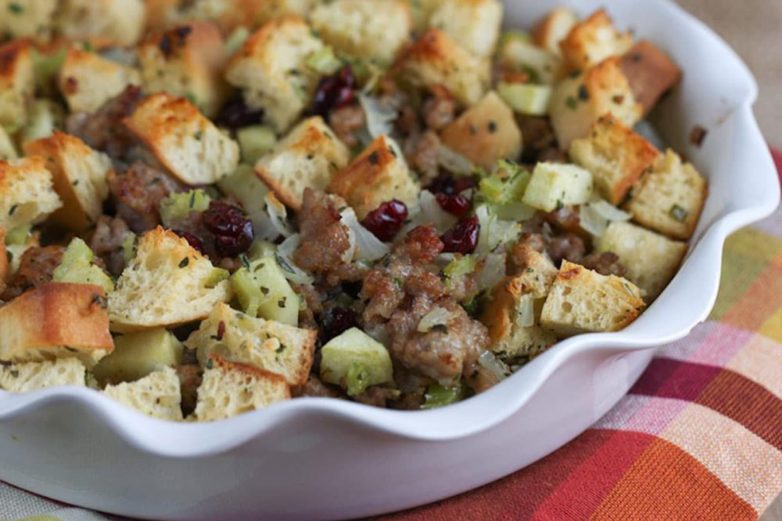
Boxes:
[0,0,57,40]
[0,157,61,230]
[508,243,559,299]
[226,17,326,133]
[103,367,183,421]
[569,115,660,205]
[620,40,682,117]
[138,22,229,118]
[559,10,633,72]
[58,49,141,115]
[256,0,323,26]
[185,303,316,386]
[540,260,645,336]
[328,135,419,219]
[122,93,239,185]
[549,56,643,149]
[311,0,412,66]
[23,132,112,232]
[0,358,87,392]
[0,282,114,367]
[179,0,267,33]
[0,40,34,131]
[624,149,707,240]
[597,221,687,300]
[54,0,145,48]
[195,355,290,421]
[522,162,593,212]
[440,91,522,170]
[255,116,349,211]
[394,29,488,107]
[428,0,503,59]
[532,6,578,56]
[481,284,556,359]
[108,227,232,332]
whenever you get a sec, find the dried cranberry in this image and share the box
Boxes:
[201,200,254,256]
[361,200,408,242]
[215,97,264,128]
[312,66,356,118]
[441,216,480,254]
[172,229,205,253]
[427,172,476,195]
[435,193,471,217]
[320,306,358,343]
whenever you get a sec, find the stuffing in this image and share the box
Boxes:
[58,48,141,115]
[0,157,61,231]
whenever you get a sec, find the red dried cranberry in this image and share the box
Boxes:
[427,172,476,195]
[312,66,356,118]
[361,200,408,242]
[216,97,264,128]
[201,200,254,256]
[441,216,480,254]
[172,229,205,253]
[320,307,358,343]
[435,192,471,217]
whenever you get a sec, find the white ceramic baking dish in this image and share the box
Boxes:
[0,1,778,519]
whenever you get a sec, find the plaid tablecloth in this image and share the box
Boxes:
[2,151,781,521]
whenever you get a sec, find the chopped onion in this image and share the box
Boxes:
[358,93,398,139]
[406,190,458,233]
[276,234,314,285]
[265,193,293,238]
[514,294,535,328]
[579,199,631,237]
[437,145,474,176]
[340,207,390,262]
[417,307,456,333]
[590,199,631,222]
[478,351,509,382]
[476,204,521,255]
[476,252,506,292]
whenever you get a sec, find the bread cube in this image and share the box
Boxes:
[393,29,488,107]
[559,10,633,72]
[496,37,563,85]
[23,132,112,232]
[256,116,350,210]
[439,91,522,170]
[532,6,578,56]
[195,355,290,421]
[620,40,682,117]
[540,260,645,336]
[58,48,141,115]
[624,149,707,240]
[428,0,503,59]
[108,227,232,332]
[328,135,419,219]
[122,93,240,185]
[522,162,593,212]
[103,366,183,421]
[549,56,642,149]
[0,0,57,40]
[311,0,412,66]
[404,0,443,31]
[0,40,34,132]
[256,0,323,25]
[0,358,87,392]
[569,115,659,205]
[178,0,267,33]
[0,282,114,367]
[0,157,61,231]
[138,22,229,118]
[226,16,326,133]
[508,243,559,299]
[54,0,145,47]
[481,277,555,359]
[597,221,687,300]
[186,303,315,386]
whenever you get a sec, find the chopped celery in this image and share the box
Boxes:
[224,27,250,56]
[92,329,183,385]
[32,47,66,93]
[320,328,394,393]
[305,46,343,75]
[422,382,464,409]
[498,82,552,116]
[479,163,531,206]
[498,38,561,85]
[444,255,477,279]
[52,238,114,292]
[121,232,137,265]
[230,256,300,325]
[159,189,211,228]
[5,225,31,246]
[236,125,276,164]
[217,164,269,218]
[19,100,63,145]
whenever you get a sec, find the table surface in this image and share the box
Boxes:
[675,0,782,149]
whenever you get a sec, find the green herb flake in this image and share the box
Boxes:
[669,204,689,222]
[8,3,23,14]
[565,96,578,110]
[178,257,190,268]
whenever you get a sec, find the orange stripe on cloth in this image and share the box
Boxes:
[590,437,755,521]
[721,251,782,332]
